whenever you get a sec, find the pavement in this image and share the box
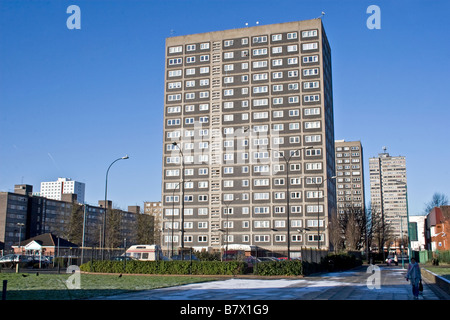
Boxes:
[92,264,450,301]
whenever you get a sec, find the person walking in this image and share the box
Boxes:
[406,258,422,299]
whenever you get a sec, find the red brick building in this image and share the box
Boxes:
[425,206,450,251]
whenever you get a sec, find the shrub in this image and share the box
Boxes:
[80,260,246,275]
[255,260,303,276]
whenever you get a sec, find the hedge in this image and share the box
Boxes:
[80,260,246,275]
[254,260,303,276]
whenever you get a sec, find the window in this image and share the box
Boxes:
[255,235,270,242]
[169,46,182,54]
[224,52,234,59]
[253,60,267,68]
[287,57,298,65]
[303,81,319,89]
[167,94,181,101]
[303,68,319,76]
[287,45,298,52]
[304,108,320,116]
[272,34,282,41]
[304,95,320,102]
[272,46,282,54]
[253,48,268,56]
[305,135,321,143]
[186,44,196,51]
[304,121,321,129]
[254,207,269,214]
[287,32,298,39]
[253,35,267,43]
[303,55,319,63]
[302,30,317,38]
[168,70,182,77]
[302,43,318,51]
[169,58,182,65]
[254,221,270,228]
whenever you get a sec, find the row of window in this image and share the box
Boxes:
[163,205,324,216]
[167,104,320,117]
[164,219,324,230]
[165,177,324,189]
[165,190,324,202]
[164,233,324,244]
[168,29,318,54]
[167,66,319,81]
[167,92,320,104]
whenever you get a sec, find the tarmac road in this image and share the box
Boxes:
[93,265,450,300]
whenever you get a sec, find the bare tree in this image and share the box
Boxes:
[424,192,449,214]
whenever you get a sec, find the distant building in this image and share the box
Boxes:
[40,177,85,204]
[369,150,408,244]
[335,140,365,214]
[409,215,426,251]
[0,184,148,252]
[144,201,162,245]
[425,206,450,251]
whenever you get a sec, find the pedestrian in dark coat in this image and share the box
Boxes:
[406,258,422,299]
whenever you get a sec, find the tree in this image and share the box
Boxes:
[424,192,449,214]
[137,213,154,245]
[67,203,84,245]
[105,208,122,249]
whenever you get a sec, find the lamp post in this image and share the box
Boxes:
[394,180,411,264]
[221,197,239,260]
[172,142,185,259]
[81,204,88,265]
[102,155,129,260]
[269,146,312,260]
[16,223,24,254]
[314,176,336,250]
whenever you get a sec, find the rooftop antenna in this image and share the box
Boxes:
[245,22,249,27]
[170,29,175,36]
[316,11,325,19]
[382,146,387,153]
[256,21,260,25]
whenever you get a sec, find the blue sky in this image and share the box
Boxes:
[1,0,449,215]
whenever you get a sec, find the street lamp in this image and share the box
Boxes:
[172,142,186,259]
[394,180,411,264]
[102,155,129,260]
[17,223,24,254]
[314,175,336,250]
[222,197,239,260]
[269,146,312,260]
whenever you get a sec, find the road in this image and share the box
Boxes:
[93,265,450,300]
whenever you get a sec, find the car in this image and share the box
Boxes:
[111,256,136,261]
[258,257,281,262]
[0,254,33,268]
[30,256,51,268]
[170,254,199,261]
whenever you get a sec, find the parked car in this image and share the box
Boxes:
[258,257,281,262]
[0,254,33,269]
[111,256,136,261]
[170,254,199,261]
[30,256,51,268]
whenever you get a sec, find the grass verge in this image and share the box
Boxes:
[0,272,218,300]
[423,263,450,281]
